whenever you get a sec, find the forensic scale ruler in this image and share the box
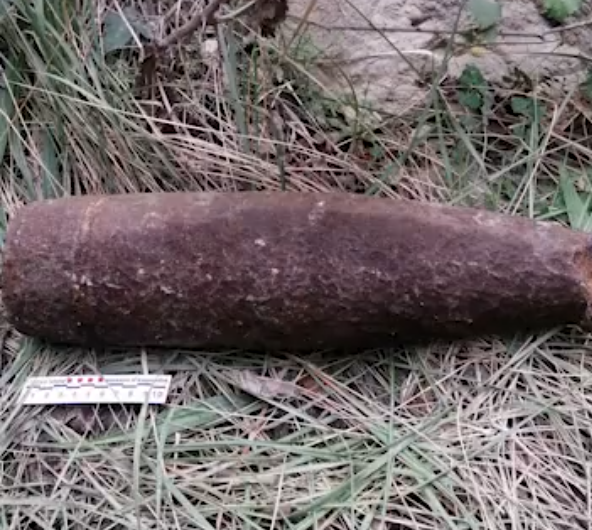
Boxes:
[19,374,172,405]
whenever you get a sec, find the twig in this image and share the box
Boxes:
[136,0,230,95]
[159,0,228,49]
[542,17,592,36]
[216,0,259,22]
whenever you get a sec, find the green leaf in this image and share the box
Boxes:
[510,96,545,121]
[510,123,528,141]
[39,127,61,198]
[468,0,502,29]
[102,8,152,55]
[542,0,582,23]
[0,88,14,165]
[458,64,489,112]
[559,170,592,231]
[458,90,483,112]
[103,12,133,54]
[0,0,14,9]
[481,25,500,43]
[0,0,15,18]
[0,60,19,174]
[459,64,487,90]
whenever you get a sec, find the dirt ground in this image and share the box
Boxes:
[286,0,592,115]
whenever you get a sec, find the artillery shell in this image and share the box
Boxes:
[3,191,592,350]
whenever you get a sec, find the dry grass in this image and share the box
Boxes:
[1,0,592,528]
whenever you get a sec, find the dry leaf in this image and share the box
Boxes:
[225,370,299,398]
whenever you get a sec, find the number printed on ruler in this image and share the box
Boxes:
[19,374,172,405]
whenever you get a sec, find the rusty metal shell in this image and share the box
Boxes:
[3,191,592,350]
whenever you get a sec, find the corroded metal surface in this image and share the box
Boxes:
[3,191,592,350]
